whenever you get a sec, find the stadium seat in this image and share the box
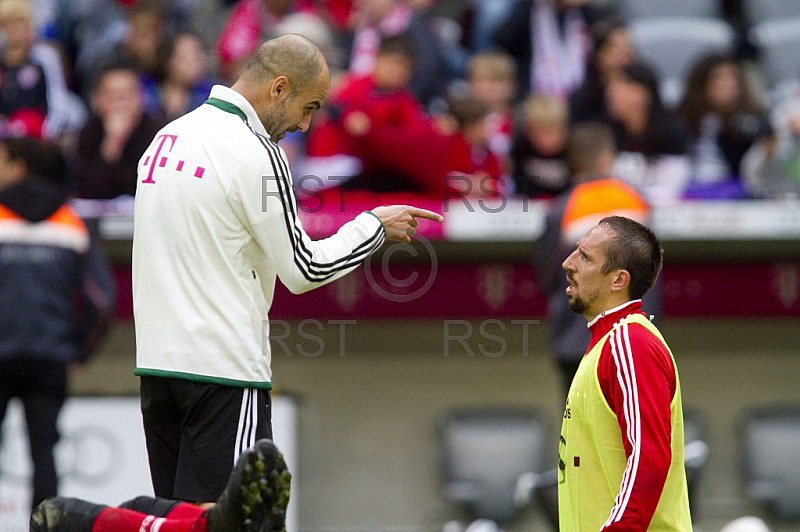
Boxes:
[532,468,559,531]
[620,0,722,21]
[439,408,550,524]
[683,409,710,515]
[628,17,736,107]
[741,407,800,521]
[744,0,800,27]
[749,18,800,93]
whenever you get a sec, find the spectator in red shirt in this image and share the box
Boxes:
[443,92,503,197]
[337,35,431,138]
[307,34,455,199]
[347,0,450,105]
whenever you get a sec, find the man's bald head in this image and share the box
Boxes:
[242,33,328,93]
[231,33,330,141]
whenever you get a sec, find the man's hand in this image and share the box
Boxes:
[371,205,444,244]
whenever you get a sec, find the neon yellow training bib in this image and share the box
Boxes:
[558,313,692,531]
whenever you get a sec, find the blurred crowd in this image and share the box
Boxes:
[2,0,800,208]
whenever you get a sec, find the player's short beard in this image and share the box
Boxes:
[567,295,588,315]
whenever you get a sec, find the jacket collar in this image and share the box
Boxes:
[586,299,644,352]
[205,85,271,139]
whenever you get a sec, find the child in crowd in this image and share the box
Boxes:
[510,94,571,198]
[445,93,503,197]
[336,34,430,139]
[348,0,449,105]
[306,34,454,198]
[0,0,86,142]
[466,50,516,166]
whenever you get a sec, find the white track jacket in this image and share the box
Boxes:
[132,85,385,388]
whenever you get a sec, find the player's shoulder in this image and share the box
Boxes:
[610,314,667,349]
[618,314,659,337]
[169,105,271,162]
[602,319,675,378]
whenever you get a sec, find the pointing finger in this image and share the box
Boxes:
[406,207,444,223]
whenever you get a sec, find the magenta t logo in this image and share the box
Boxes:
[141,134,178,184]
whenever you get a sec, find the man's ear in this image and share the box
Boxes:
[610,269,631,294]
[270,76,291,101]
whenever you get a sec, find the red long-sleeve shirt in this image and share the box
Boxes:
[588,300,676,531]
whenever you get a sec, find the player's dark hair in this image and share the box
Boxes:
[378,33,416,62]
[599,216,663,300]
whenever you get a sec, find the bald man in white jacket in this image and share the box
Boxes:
[132,33,442,505]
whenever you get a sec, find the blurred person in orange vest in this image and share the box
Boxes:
[0,135,114,510]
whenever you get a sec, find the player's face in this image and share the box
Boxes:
[562,225,616,318]
[266,71,329,142]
